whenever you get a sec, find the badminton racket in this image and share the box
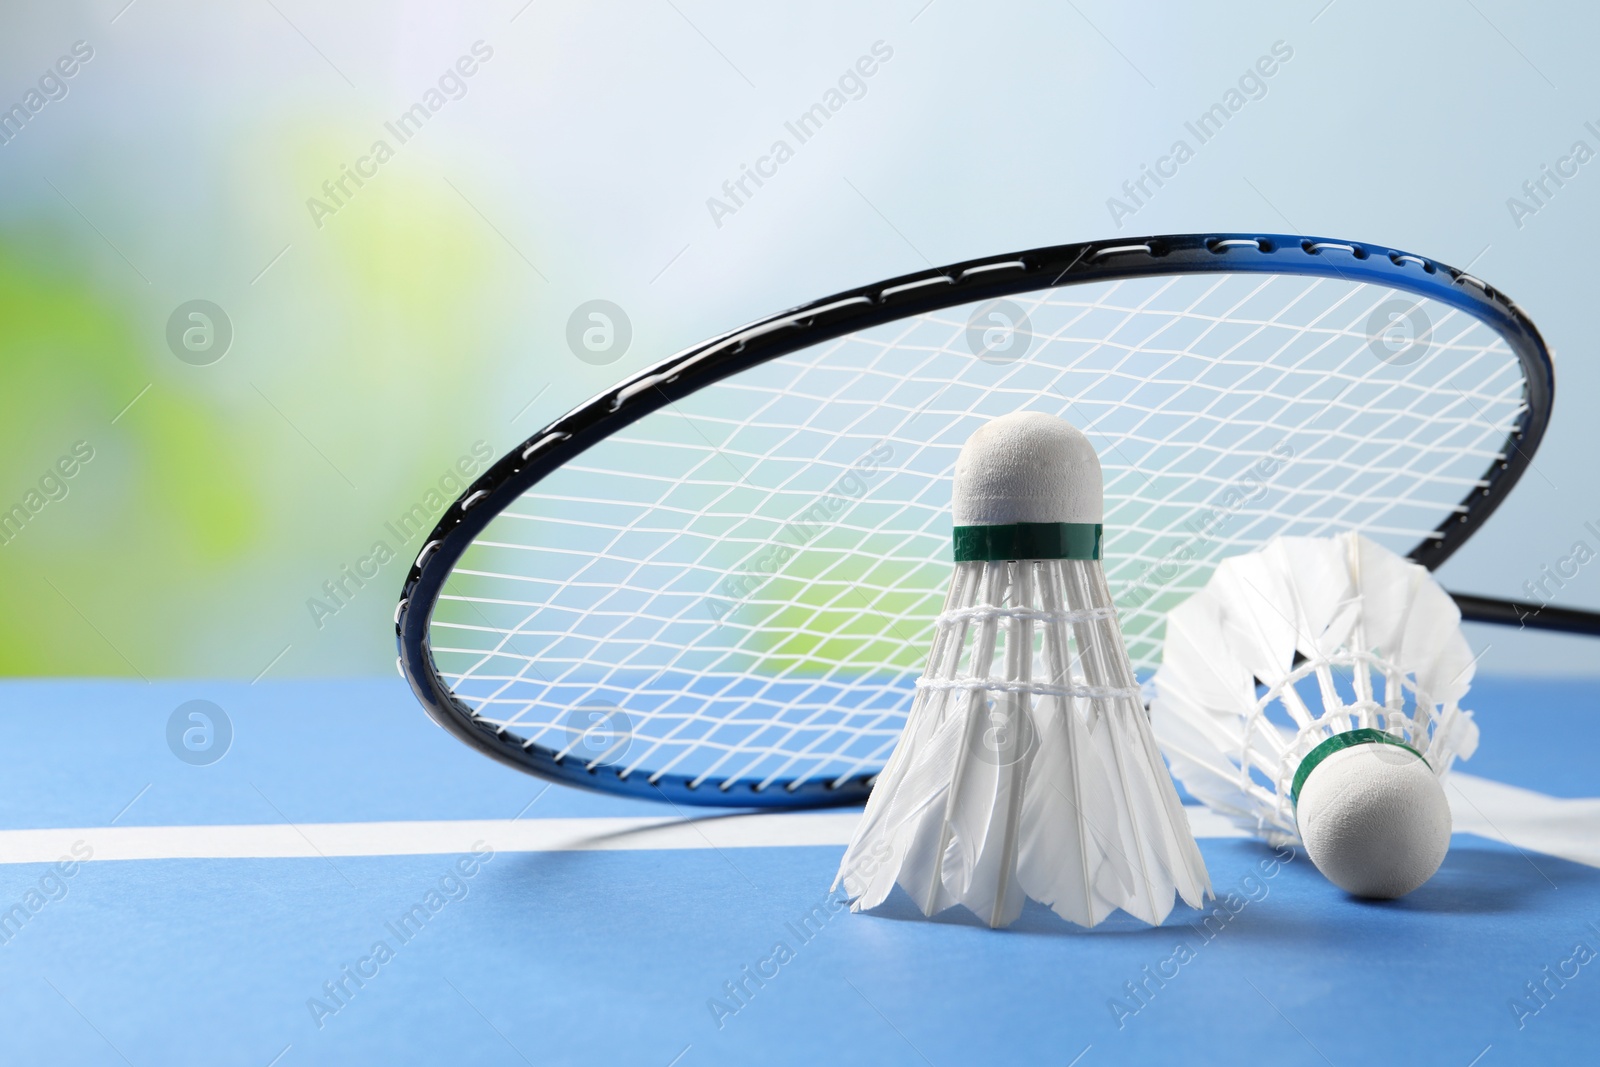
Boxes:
[395,232,1598,807]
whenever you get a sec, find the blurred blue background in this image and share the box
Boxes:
[0,0,1594,679]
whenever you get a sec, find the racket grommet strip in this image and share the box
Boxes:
[415,540,442,568]
[1206,237,1266,253]
[521,432,570,462]
[1090,243,1153,259]
[1302,240,1366,258]
[1388,251,1434,272]
[880,275,956,300]
[956,259,1029,281]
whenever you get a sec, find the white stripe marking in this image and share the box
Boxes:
[0,808,1238,865]
[0,774,1589,866]
[1446,773,1600,870]
[0,812,862,864]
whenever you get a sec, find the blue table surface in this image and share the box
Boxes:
[0,674,1595,1066]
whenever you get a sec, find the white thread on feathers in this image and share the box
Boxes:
[935,605,1119,625]
[913,678,1141,702]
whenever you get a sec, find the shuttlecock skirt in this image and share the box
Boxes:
[836,558,1211,928]
[1151,533,1480,848]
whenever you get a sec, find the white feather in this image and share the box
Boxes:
[837,558,1212,928]
[1150,532,1480,845]
[838,410,1211,928]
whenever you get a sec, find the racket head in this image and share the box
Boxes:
[396,233,1552,807]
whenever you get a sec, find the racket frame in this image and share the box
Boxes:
[396,232,1553,806]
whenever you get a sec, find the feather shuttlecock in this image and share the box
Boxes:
[835,411,1212,928]
[1151,532,1479,899]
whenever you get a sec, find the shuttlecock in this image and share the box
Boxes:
[1151,533,1479,899]
[835,411,1212,928]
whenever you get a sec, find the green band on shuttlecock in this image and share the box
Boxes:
[1289,728,1430,807]
[951,522,1103,562]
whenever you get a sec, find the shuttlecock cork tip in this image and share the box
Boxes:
[1296,742,1452,899]
[953,411,1102,526]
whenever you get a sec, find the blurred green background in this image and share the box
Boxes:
[1,0,1596,678]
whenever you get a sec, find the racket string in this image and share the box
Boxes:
[431,271,1523,791]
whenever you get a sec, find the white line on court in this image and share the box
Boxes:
[1446,773,1600,869]
[0,812,861,864]
[0,808,1240,865]
[0,774,1592,867]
